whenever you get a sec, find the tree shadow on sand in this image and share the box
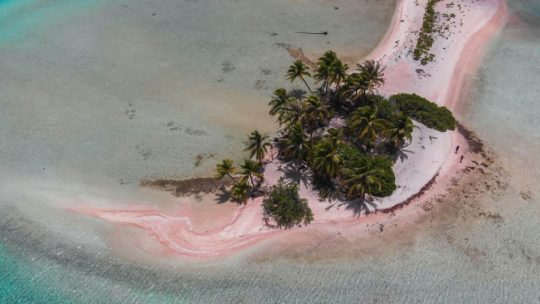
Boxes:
[324,197,378,217]
[289,88,308,100]
[343,198,378,217]
[273,161,382,218]
[394,148,414,163]
[280,162,312,188]
[214,187,232,204]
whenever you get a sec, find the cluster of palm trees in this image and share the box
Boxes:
[274,51,415,202]
[217,50,417,205]
[287,51,385,107]
[215,130,272,203]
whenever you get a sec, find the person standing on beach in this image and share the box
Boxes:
[455,145,460,154]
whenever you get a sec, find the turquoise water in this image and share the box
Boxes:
[2,0,540,303]
[0,0,99,43]
[0,245,73,303]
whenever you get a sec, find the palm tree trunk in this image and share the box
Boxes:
[361,90,367,104]
[249,175,255,188]
[326,79,332,99]
[227,174,235,183]
[301,76,312,93]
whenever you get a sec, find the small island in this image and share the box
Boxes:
[72,0,507,258]
[217,51,456,229]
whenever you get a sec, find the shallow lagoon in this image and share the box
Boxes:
[1,0,540,303]
[0,0,395,184]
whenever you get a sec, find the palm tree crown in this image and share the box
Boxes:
[245,130,272,164]
[348,106,388,149]
[340,157,383,200]
[300,95,330,134]
[279,123,310,163]
[343,72,368,102]
[313,50,351,99]
[329,59,349,91]
[356,60,385,95]
[387,113,414,148]
[231,180,250,204]
[215,159,236,182]
[269,88,289,118]
[240,159,263,187]
[287,60,312,93]
[309,135,343,178]
[314,51,338,93]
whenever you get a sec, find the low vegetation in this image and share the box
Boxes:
[216,50,456,228]
[263,178,313,228]
[413,0,440,65]
[390,93,455,131]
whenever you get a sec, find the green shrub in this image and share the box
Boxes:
[263,179,313,228]
[371,96,397,120]
[390,93,456,131]
[413,0,440,64]
[339,143,366,163]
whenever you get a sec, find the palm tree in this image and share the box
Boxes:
[309,137,342,178]
[348,106,388,150]
[386,113,414,148]
[326,128,344,146]
[314,51,338,94]
[281,97,305,129]
[303,95,330,135]
[269,88,289,118]
[287,60,312,93]
[231,180,250,204]
[279,123,310,163]
[343,72,368,103]
[340,158,383,201]
[215,159,236,182]
[244,130,272,164]
[357,60,385,96]
[329,59,349,91]
[240,159,263,188]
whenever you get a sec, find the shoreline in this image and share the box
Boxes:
[71,0,508,260]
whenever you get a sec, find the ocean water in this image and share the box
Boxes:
[2,0,540,303]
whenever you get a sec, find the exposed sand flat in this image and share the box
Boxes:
[72,0,508,259]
